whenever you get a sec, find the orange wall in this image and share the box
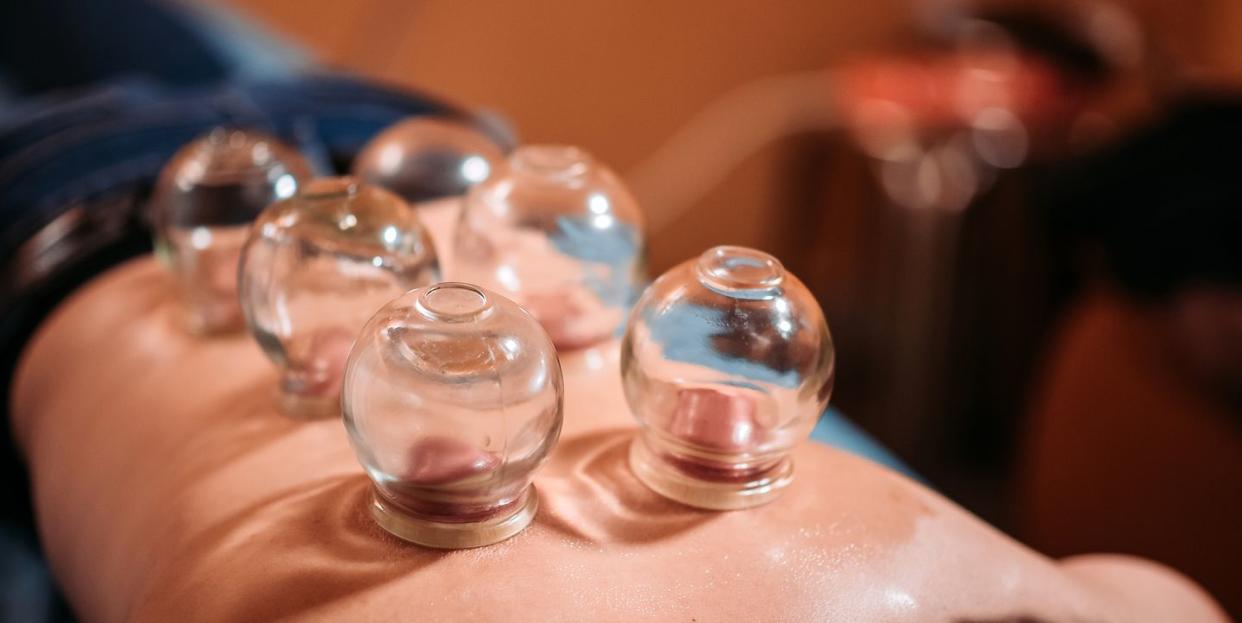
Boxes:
[224,0,909,270]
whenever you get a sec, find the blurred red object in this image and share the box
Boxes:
[836,52,1086,139]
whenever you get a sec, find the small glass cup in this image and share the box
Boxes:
[453,145,645,350]
[622,246,835,510]
[151,128,312,335]
[343,283,563,548]
[238,177,440,419]
[352,117,506,203]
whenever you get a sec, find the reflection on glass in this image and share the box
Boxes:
[343,283,562,548]
[352,117,506,203]
[151,128,312,334]
[453,145,646,350]
[623,246,835,510]
[239,177,440,419]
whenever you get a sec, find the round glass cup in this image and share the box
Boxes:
[239,177,441,419]
[352,117,506,203]
[151,128,312,335]
[343,283,563,548]
[622,246,835,510]
[453,145,646,350]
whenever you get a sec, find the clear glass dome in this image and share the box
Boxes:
[622,246,835,510]
[151,128,312,334]
[453,145,645,350]
[238,177,441,419]
[352,117,506,203]
[343,282,563,548]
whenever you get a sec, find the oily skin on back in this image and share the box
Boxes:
[10,203,1228,623]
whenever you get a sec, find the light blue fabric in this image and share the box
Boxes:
[811,409,917,478]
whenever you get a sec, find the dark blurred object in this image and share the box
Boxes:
[966,6,1116,84]
[797,3,1126,521]
[352,117,508,203]
[793,5,1242,612]
[1022,95,1242,618]
[0,0,228,94]
[1048,95,1242,301]
[1021,290,1242,618]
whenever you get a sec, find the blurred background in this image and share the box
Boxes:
[2,0,1241,619]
